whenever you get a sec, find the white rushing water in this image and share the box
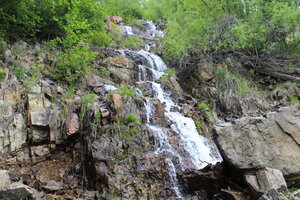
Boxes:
[120,22,222,198]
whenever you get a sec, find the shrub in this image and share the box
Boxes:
[125,113,140,124]
[117,85,136,96]
[123,36,143,50]
[50,44,97,84]
[100,66,110,77]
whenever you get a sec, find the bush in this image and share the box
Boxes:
[123,36,143,50]
[125,113,140,124]
[195,120,204,135]
[50,44,97,84]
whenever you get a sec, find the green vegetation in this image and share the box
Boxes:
[160,69,175,82]
[0,68,7,82]
[0,40,6,60]
[144,0,300,61]
[198,103,211,110]
[125,113,140,125]
[123,36,144,50]
[214,65,260,98]
[117,85,136,97]
[288,94,299,104]
[195,120,204,135]
[62,86,75,101]
[100,66,110,77]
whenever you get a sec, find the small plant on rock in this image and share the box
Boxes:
[117,85,136,96]
[0,40,7,60]
[195,120,204,135]
[198,102,211,110]
[125,113,140,125]
[160,69,175,82]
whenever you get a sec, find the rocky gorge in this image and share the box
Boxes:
[0,19,299,200]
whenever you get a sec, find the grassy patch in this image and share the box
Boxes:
[125,113,140,125]
[117,85,136,96]
[198,102,211,110]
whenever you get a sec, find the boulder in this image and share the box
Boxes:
[110,16,123,24]
[245,168,287,197]
[0,182,43,200]
[0,171,11,189]
[105,57,136,84]
[214,105,300,180]
[84,73,103,87]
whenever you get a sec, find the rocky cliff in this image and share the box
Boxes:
[0,20,299,200]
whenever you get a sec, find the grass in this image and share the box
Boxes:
[198,102,211,110]
[213,65,260,98]
[195,120,204,135]
[125,113,140,125]
[160,69,175,82]
[289,94,299,104]
[117,85,136,96]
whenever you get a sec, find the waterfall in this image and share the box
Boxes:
[119,22,222,198]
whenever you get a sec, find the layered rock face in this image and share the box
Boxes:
[215,105,300,180]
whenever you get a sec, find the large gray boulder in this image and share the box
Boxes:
[214,105,300,180]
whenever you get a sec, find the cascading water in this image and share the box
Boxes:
[120,22,222,198]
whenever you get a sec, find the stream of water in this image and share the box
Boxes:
[121,21,222,198]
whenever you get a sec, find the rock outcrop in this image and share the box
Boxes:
[215,105,300,180]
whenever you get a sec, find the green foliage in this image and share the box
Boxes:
[100,66,110,77]
[50,43,97,84]
[14,64,26,80]
[117,85,136,97]
[81,93,96,104]
[125,113,140,124]
[23,66,41,89]
[160,69,175,82]
[214,65,260,98]
[195,120,204,135]
[144,0,300,60]
[0,40,6,60]
[123,36,143,50]
[288,94,299,104]
[198,103,211,110]
[0,68,7,82]
[62,86,75,101]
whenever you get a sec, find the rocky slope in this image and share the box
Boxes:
[0,19,299,200]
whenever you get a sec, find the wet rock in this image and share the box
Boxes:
[245,168,287,198]
[105,57,136,84]
[215,105,300,180]
[0,182,43,200]
[0,170,11,189]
